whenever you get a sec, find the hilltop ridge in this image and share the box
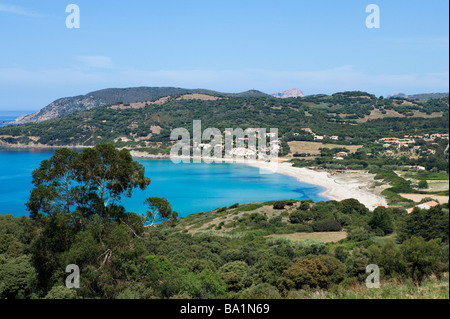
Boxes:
[12,86,449,125]
[1,91,447,153]
[14,87,269,124]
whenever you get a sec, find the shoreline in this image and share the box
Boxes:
[132,151,387,210]
[0,145,387,210]
[243,160,387,210]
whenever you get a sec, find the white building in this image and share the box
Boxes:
[229,147,256,157]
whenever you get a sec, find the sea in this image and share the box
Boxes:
[0,149,328,218]
[0,110,33,127]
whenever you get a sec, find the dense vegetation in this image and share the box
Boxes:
[0,92,448,155]
[0,145,448,299]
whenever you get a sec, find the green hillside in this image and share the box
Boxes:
[1,194,448,299]
[13,87,269,124]
[0,92,448,153]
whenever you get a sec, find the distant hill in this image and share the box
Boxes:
[271,88,305,98]
[386,92,449,101]
[230,89,269,98]
[407,93,449,101]
[14,87,269,124]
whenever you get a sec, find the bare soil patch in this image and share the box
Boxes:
[287,141,362,155]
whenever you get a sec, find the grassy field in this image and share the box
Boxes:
[393,170,449,204]
[287,274,449,299]
[355,109,404,122]
[396,170,449,181]
[427,180,450,192]
[353,109,444,123]
[398,193,449,204]
[267,231,347,243]
[287,141,363,156]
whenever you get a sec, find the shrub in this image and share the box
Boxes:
[219,261,252,292]
[368,207,394,235]
[299,201,311,211]
[337,214,352,226]
[286,199,297,206]
[397,206,449,243]
[269,216,284,227]
[400,236,441,283]
[280,211,289,218]
[295,225,314,233]
[340,198,369,215]
[317,255,346,286]
[234,203,263,212]
[296,238,327,255]
[312,219,342,232]
[334,246,349,263]
[277,258,328,294]
[221,249,245,263]
[273,201,287,210]
[366,239,406,279]
[266,237,292,247]
[344,246,370,281]
[145,255,173,276]
[44,285,78,299]
[215,221,225,230]
[262,200,278,206]
[289,210,313,224]
[418,180,429,189]
[248,213,268,225]
[239,283,281,299]
[0,255,37,299]
[372,228,385,236]
[347,226,372,242]
[178,269,227,298]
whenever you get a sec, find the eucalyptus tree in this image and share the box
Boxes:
[26,144,151,221]
[144,197,178,227]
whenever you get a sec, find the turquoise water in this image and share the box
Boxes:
[0,149,328,218]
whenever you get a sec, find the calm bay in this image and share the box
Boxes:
[0,148,328,218]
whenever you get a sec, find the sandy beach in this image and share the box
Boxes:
[244,160,387,210]
[131,151,388,210]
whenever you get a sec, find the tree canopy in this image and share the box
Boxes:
[26,144,151,220]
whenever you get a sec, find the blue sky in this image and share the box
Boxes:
[0,0,448,111]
